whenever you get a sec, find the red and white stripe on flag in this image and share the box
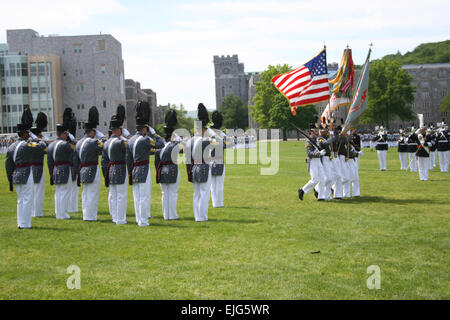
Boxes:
[272,49,330,115]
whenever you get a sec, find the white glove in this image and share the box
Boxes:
[30,132,38,140]
[42,135,49,142]
[207,128,217,138]
[68,133,75,141]
[172,133,182,142]
[319,149,326,156]
[427,142,432,147]
[122,128,130,137]
[358,150,364,156]
[95,130,105,139]
[119,136,127,141]
[148,126,156,135]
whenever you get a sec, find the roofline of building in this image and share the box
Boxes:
[402,63,450,69]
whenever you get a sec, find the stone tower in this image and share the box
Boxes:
[213,54,248,110]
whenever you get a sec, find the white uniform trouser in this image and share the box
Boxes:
[409,153,417,172]
[133,169,151,226]
[108,175,128,224]
[210,166,225,207]
[16,174,34,228]
[193,167,212,222]
[377,150,387,171]
[81,166,101,221]
[32,172,45,217]
[418,157,430,181]
[319,157,334,200]
[302,158,325,199]
[438,151,448,172]
[331,157,343,198]
[68,176,79,213]
[341,157,353,198]
[55,169,71,219]
[161,171,180,220]
[399,152,408,170]
[348,158,360,197]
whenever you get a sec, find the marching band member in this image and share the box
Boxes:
[73,106,103,221]
[397,128,409,170]
[436,122,449,172]
[373,126,388,171]
[101,105,128,224]
[407,126,419,172]
[416,127,434,181]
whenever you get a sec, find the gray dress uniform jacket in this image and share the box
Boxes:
[185,136,212,183]
[73,136,103,185]
[30,138,48,183]
[127,132,163,185]
[47,138,75,185]
[154,141,182,184]
[101,135,128,187]
[5,138,47,190]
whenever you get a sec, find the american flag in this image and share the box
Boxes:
[272,49,330,115]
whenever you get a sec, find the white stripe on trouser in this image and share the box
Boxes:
[161,171,180,220]
[210,166,225,207]
[68,177,79,212]
[54,169,71,219]
[16,173,34,228]
[193,167,212,222]
[377,150,387,170]
[438,151,448,172]
[108,175,128,224]
[81,166,101,221]
[418,157,430,180]
[32,172,45,217]
[302,158,325,199]
[133,169,151,226]
[331,157,343,198]
[318,157,334,200]
[409,153,417,172]
[399,152,408,170]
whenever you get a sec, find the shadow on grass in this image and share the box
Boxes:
[30,226,73,231]
[342,196,449,205]
[178,217,261,224]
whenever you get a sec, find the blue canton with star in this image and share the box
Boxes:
[304,50,328,77]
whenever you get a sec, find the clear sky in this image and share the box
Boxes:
[1,0,449,110]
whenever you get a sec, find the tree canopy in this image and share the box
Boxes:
[360,60,416,127]
[440,92,450,113]
[219,94,248,129]
[251,64,318,140]
[382,40,450,65]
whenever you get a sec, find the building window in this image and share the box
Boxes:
[102,87,106,91]
[62,48,65,55]
[103,100,107,108]
[98,40,106,51]
[101,65,105,74]
[30,63,37,77]
[74,44,82,53]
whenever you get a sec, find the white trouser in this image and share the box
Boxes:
[341,156,352,198]
[430,151,437,168]
[409,153,417,172]
[377,150,387,171]
[133,169,151,226]
[55,172,71,220]
[108,175,128,224]
[193,167,212,222]
[210,166,225,207]
[16,173,34,228]
[68,177,79,213]
[331,156,343,198]
[302,158,325,199]
[438,151,448,172]
[32,172,45,217]
[161,171,180,220]
[418,157,430,180]
[81,166,101,221]
[349,158,360,197]
[399,152,408,170]
[319,157,334,200]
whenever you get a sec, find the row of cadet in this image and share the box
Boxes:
[5,102,227,229]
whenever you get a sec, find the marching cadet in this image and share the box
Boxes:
[101,105,128,224]
[47,124,75,219]
[428,127,437,170]
[333,125,350,199]
[5,108,46,228]
[155,109,183,220]
[63,108,79,214]
[349,128,361,197]
[373,126,388,171]
[74,106,103,221]
[406,126,419,172]
[29,112,49,217]
[397,128,409,170]
[186,103,217,221]
[209,111,227,208]
[298,127,326,201]
[316,127,334,200]
[346,140,360,197]
[127,101,164,226]
[436,122,449,172]
[416,126,434,181]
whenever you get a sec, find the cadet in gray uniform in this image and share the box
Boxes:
[209,111,227,208]
[101,105,128,224]
[6,110,47,229]
[127,101,163,226]
[47,124,75,219]
[155,109,183,220]
[63,108,79,213]
[29,112,49,217]
[73,106,103,221]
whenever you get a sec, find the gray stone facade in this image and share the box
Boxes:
[7,29,126,137]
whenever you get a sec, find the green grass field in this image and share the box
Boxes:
[0,141,449,299]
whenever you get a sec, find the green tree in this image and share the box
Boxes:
[440,92,450,112]
[220,94,248,129]
[361,60,416,128]
[251,64,318,140]
[382,40,450,65]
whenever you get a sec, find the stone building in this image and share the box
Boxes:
[6,29,126,136]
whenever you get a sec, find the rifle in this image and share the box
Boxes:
[290,123,320,150]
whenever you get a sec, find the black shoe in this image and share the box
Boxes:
[318,199,324,201]
[334,197,342,200]
[314,189,318,199]
[298,188,304,201]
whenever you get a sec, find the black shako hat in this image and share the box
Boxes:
[83,106,99,130]
[211,110,223,129]
[164,109,178,136]
[110,104,126,129]
[135,100,150,129]
[197,103,209,128]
